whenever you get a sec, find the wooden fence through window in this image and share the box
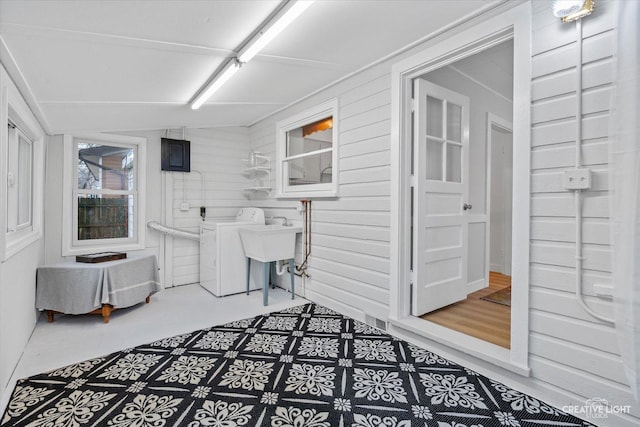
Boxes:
[78,197,129,240]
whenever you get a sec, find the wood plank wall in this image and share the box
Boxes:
[248,1,638,423]
[249,66,392,320]
[168,127,251,286]
[529,0,637,418]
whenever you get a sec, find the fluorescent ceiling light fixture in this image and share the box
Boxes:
[551,0,595,22]
[238,0,314,64]
[189,0,313,110]
[190,60,240,110]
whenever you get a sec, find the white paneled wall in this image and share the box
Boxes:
[529,0,637,421]
[247,1,638,425]
[43,127,253,288]
[167,128,251,286]
[250,67,393,319]
[0,65,45,401]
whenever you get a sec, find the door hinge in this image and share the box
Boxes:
[410,98,415,113]
[409,281,413,313]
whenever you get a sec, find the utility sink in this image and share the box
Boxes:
[239,225,302,262]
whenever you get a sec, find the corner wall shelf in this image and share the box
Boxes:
[243,166,271,178]
[242,151,271,196]
[243,187,271,193]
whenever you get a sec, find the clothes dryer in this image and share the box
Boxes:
[199,208,265,296]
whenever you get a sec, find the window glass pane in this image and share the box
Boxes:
[426,138,443,181]
[446,143,462,183]
[287,128,304,157]
[447,102,462,143]
[287,151,332,186]
[277,101,337,197]
[286,116,333,157]
[77,143,135,191]
[77,194,133,240]
[426,96,443,138]
[319,151,332,183]
[17,135,32,226]
[287,157,305,185]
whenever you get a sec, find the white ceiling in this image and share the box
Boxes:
[0,0,503,134]
[448,39,514,100]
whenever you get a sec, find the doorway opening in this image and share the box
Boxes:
[411,40,514,349]
[388,2,531,375]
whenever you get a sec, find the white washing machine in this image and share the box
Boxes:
[200,208,265,297]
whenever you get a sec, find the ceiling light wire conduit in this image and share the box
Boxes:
[573,18,613,324]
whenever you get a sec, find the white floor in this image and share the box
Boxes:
[0,284,306,415]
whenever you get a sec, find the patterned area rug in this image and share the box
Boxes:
[481,287,512,307]
[2,303,592,427]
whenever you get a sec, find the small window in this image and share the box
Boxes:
[76,142,135,240]
[6,124,33,238]
[276,99,338,198]
[63,134,146,255]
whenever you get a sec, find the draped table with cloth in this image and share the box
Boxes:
[36,255,161,323]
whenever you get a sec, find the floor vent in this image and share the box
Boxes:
[375,318,387,331]
[365,314,387,331]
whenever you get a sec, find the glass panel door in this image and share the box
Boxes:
[425,95,463,183]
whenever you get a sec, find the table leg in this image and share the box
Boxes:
[270,262,276,288]
[246,257,251,295]
[263,261,269,306]
[101,304,113,323]
[46,310,55,323]
[289,259,295,300]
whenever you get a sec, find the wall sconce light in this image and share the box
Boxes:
[551,0,595,22]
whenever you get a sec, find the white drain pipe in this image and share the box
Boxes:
[275,260,287,276]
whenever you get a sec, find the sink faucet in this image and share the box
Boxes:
[269,216,289,226]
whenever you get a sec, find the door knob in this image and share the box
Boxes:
[463,203,472,211]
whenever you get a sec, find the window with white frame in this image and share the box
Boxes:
[63,134,146,255]
[6,122,33,239]
[1,71,45,261]
[276,99,338,198]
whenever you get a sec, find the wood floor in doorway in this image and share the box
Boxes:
[421,272,511,348]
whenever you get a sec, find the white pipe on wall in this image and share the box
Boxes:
[147,221,199,241]
[573,19,614,324]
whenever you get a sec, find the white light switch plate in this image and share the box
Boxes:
[180,202,190,211]
[563,168,591,190]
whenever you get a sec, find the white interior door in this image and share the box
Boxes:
[411,79,470,317]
